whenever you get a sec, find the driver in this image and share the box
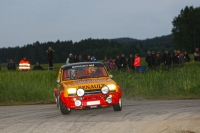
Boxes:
[89,67,99,77]
[68,69,76,79]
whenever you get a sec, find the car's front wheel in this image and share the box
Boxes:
[113,98,122,111]
[59,98,71,115]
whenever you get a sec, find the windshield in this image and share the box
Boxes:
[62,66,108,80]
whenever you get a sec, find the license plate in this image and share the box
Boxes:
[87,101,100,106]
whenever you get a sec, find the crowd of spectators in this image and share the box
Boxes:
[2,47,200,72]
[65,48,199,73]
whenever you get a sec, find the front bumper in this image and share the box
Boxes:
[60,92,121,109]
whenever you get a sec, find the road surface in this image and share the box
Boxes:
[0,99,200,133]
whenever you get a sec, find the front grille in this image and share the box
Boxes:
[84,89,102,95]
[82,95,101,100]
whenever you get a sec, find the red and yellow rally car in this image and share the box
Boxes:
[54,62,122,115]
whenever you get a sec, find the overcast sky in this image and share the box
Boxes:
[0,0,200,48]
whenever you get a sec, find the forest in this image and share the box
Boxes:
[0,34,173,64]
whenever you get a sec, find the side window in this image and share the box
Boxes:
[63,70,68,79]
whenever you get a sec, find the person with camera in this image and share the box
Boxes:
[46,46,55,70]
[7,59,16,70]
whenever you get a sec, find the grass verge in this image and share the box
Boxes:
[0,62,200,105]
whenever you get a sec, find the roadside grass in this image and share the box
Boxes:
[0,61,200,105]
[0,71,57,105]
[110,62,200,99]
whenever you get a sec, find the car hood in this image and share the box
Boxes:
[62,78,116,90]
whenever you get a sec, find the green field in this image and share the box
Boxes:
[0,60,200,105]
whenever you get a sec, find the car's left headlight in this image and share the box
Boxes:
[68,88,77,94]
[101,86,109,94]
[107,84,117,91]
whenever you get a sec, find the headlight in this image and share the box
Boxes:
[107,84,116,91]
[68,88,76,94]
[77,88,84,96]
[101,86,109,94]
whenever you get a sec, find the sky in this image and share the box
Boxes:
[0,0,200,48]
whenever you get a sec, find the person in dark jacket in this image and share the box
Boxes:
[33,62,44,70]
[66,53,74,64]
[115,55,121,71]
[85,55,92,62]
[151,51,156,68]
[194,48,200,61]
[179,52,185,66]
[183,51,191,62]
[46,46,54,70]
[127,54,135,72]
[7,59,16,70]
[73,55,79,63]
[172,50,179,67]
[120,54,127,72]
[102,56,110,70]
[162,50,172,70]
[145,51,153,69]
[155,53,161,71]
[78,54,84,62]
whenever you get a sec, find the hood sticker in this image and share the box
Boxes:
[78,84,104,90]
[73,79,113,85]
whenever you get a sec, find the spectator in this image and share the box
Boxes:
[19,57,30,71]
[179,52,185,66]
[177,49,181,55]
[120,54,127,72]
[115,55,121,70]
[73,55,79,63]
[172,49,179,67]
[155,53,161,71]
[7,59,16,70]
[183,51,191,62]
[194,47,200,61]
[145,51,153,69]
[85,55,92,62]
[162,50,172,70]
[46,46,54,70]
[109,57,114,69]
[33,62,44,70]
[102,56,109,70]
[78,54,84,62]
[133,54,140,73]
[91,56,97,62]
[127,54,135,72]
[66,53,74,64]
[151,51,156,68]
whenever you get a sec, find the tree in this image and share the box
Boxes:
[172,6,200,52]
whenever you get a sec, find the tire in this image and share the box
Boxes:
[59,98,71,115]
[113,98,122,111]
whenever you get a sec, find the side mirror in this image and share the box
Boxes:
[110,75,113,79]
[57,80,60,84]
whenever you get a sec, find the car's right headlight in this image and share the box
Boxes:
[77,88,85,96]
[107,84,117,91]
[67,88,77,95]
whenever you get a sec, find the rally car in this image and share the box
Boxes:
[53,62,122,115]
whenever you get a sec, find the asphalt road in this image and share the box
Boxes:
[0,99,200,133]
